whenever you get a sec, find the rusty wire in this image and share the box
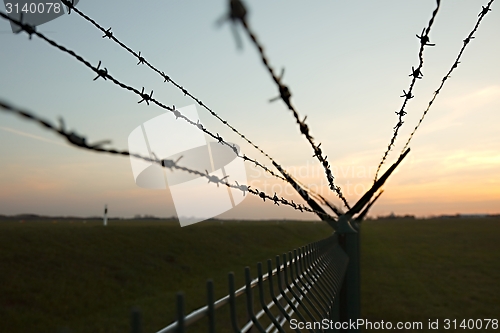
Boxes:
[218,0,351,209]
[401,0,495,155]
[373,0,442,182]
[0,99,333,218]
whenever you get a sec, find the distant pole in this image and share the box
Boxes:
[104,204,108,226]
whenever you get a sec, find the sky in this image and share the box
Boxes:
[0,0,499,221]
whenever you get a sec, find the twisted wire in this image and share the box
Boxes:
[373,0,442,182]
[401,0,495,155]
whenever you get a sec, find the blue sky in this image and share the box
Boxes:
[1,0,499,220]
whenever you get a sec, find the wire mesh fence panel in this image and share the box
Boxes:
[148,235,347,333]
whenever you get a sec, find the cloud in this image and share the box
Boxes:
[417,85,500,135]
[0,126,67,147]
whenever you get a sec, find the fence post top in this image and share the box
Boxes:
[337,214,357,234]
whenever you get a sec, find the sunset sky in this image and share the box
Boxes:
[1,0,499,221]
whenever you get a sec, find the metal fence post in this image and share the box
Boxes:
[327,296,340,333]
[337,215,360,332]
[131,308,141,333]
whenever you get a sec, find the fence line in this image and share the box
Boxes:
[373,0,442,182]
[400,0,495,155]
[153,234,348,333]
[185,147,412,333]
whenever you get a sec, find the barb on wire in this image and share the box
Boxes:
[401,0,495,155]
[479,4,492,16]
[0,99,329,218]
[137,87,153,105]
[64,0,76,14]
[218,0,350,209]
[102,27,113,39]
[205,170,229,187]
[56,0,295,191]
[373,0,441,183]
[93,60,107,81]
[216,0,247,49]
[416,28,436,47]
[14,13,36,39]
[136,51,145,66]
[235,181,249,196]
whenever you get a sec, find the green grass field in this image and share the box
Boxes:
[361,217,500,332]
[1,217,499,332]
[0,218,332,333]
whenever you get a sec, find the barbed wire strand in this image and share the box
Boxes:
[57,0,336,211]
[57,0,297,186]
[217,0,351,209]
[373,0,441,182]
[0,13,290,182]
[0,12,342,220]
[0,99,333,219]
[401,0,495,155]
[4,5,333,215]
[0,12,290,181]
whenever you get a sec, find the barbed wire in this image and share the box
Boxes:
[0,99,334,218]
[400,0,495,155]
[373,0,441,182]
[17,5,349,212]
[57,0,296,185]
[217,0,351,209]
[1,6,336,214]
[0,13,290,182]
[56,0,340,211]
[0,12,292,179]
[3,1,492,219]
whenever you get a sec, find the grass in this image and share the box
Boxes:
[0,218,332,333]
[361,217,500,332]
[1,217,499,332]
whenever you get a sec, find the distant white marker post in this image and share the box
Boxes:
[104,205,108,226]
